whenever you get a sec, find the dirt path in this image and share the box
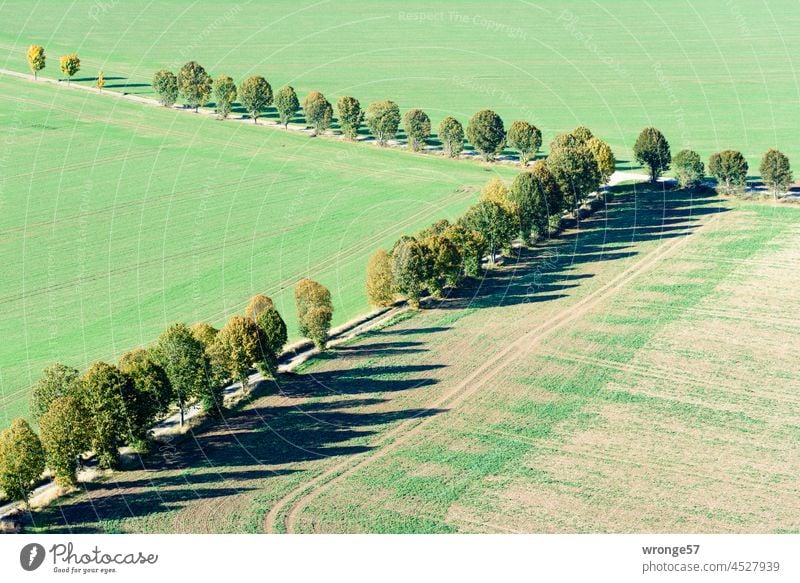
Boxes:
[264,211,722,533]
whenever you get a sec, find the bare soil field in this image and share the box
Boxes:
[26,185,800,533]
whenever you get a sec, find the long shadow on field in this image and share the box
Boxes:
[431,184,727,311]
[30,356,443,532]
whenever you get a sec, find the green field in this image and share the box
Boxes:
[0,74,515,424]
[26,187,800,533]
[2,0,798,165]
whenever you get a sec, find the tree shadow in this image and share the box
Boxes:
[427,184,727,311]
[29,355,444,532]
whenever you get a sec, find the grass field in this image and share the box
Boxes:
[1,0,798,166]
[0,73,515,425]
[26,185,800,533]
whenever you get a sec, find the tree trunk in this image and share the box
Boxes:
[179,403,185,427]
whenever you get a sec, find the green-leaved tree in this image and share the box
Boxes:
[239,75,273,123]
[38,395,90,487]
[177,61,213,112]
[438,117,464,158]
[0,418,45,508]
[709,150,748,195]
[365,100,401,145]
[507,120,542,165]
[303,91,333,136]
[78,362,131,469]
[152,69,178,107]
[403,109,431,152]
[672,149,705,189]
[336,95,364,140]
[633,127,671,182]
[214,75,237,119]
[30,362,80,422]
[275,85,300,128]
[466,109,506,161]
[255,308,288,376]
[760,149,792,199]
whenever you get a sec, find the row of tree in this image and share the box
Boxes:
[27,47,796,187]
[366,125,617,309]
[0,279,334,507]
[633,128,793,197]
[151,62,547,163]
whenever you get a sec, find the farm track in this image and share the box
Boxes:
[265,212,722,533]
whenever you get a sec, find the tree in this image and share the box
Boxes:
[152,69,178,107]
[78,362,130,469]
[443,223,486,278]
[571,125,593,144]
[438,117,464,158]
[189,323,227,394]
[190,322,219,348]
[38,396,89,487]
[210,316,268,390]
[59,53,80,86]
[238,75,272,123]
[708,150,748,195]
[760,149,792,199]
[391,238,432,308]
[336,96,364,140]
[118,349,172,445]
[547,143,601,214]
[633,127,671,182]
[365,100,401,145]
[303,91,333,136]
[466,109,505,161]
[177,61,213,112]
[214,75,237,119]
[366,249,395,307]
[295,279,334,346]
[480,177,513,213]
[0,418,45,508]
[96,70,104,91]
[550,132,583,151]
[508,163,563,242]
[275,85,300,128]
[422,235,461,296]
[403,109,431,152]
[153,323,214,425]
[507,120,542,165]
[30,363,79,422]
[245,294,274,321]
[586,136,616,185]
[303,307,333,350]
[459,200,516,263]
[255,308,288,375]
[417,218,451,240]
[27,45,46,80]
[672,149,705,189]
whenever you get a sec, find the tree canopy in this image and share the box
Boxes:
[366,249,395,308]
[177,61,213,112]
[403,109,431,152]
[466,109,506,161]
[672,149,705,189]
[152,69,178,107]
[759,149,792,199]
[336,96,364,140]
[27,45,46,79]
[709,150,748,194]
[59,53,80,85]
[0,418,45,506]
[303,91,333,136]
[507,120,542,165]
[239,75,273,123]
[275,85,301,128]
[365,100,401,145]
[214,75,237,119]
[633,127,671,182]
[438,117,464,158]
